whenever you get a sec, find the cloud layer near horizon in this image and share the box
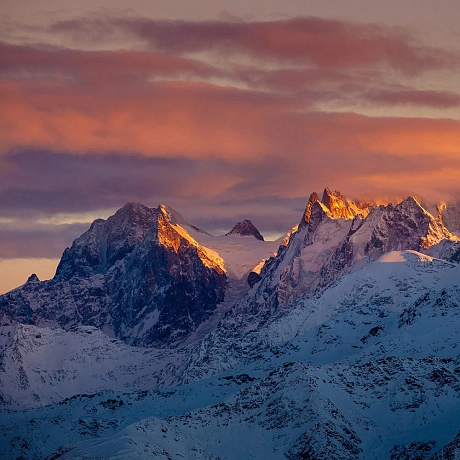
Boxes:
[1,13,460,264]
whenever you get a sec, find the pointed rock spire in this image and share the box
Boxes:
[26,273,40,283]
[299,192,329,228]
[321,188,356,219]
[301,192,319,225]
[226,220,264,241]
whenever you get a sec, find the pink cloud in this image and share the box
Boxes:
[1,11,460,281]
[1,17,459,208]
[49,16,459,74]
[0,42,222,88]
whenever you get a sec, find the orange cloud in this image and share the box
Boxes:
[1,75,459,165]
[1,15,459,223]
[0,77,294,159]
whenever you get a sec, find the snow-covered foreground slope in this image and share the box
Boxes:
[2,192,460,459]
[2,249,460,459]
[0,324,188,409]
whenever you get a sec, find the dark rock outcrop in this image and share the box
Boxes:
[225,220,264,241]
[0,203,227,348]
[247,271,262,288]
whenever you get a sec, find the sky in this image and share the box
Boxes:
[1,0,459,293]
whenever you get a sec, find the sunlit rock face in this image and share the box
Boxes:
[0,203,227,348]
[2,189,460,459]
[237,191,457,318]
[321,188,356,219]
[300,188,372,228]
[299,191,321,227]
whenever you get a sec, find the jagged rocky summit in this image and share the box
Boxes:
[0,203,229,347]
[1,191,458,348]
[300,188,373,224]
[238,190,457,326]
[0,203,274,348]
[2,188,460,459]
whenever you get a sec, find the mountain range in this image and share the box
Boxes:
[1,188,460,459]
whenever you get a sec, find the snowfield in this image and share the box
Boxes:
[1,191,460,459]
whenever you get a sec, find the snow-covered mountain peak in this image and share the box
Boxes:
[3,191,460,459]
[299,191,322,227]
[1,202,230,348]
[54,203,158,281]
[237,192,459,319]
[395,195,447,223]
[394,196,457,249]
[299,192,333,232]
[158,204,210,235]
[225,219,264,241]
[113,202,156,226]
[396,195,424,213]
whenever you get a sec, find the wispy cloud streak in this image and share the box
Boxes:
[49,16,458,74]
